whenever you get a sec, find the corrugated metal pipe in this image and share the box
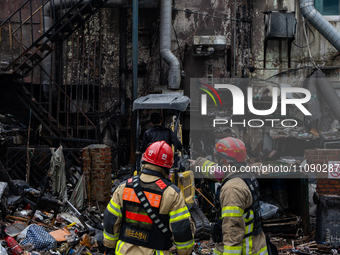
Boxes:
[160,0,181,89]
[42,0,157,98]
[300,0,340,52]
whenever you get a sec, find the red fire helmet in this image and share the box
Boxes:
[142,141,174,168]
[214,137,247,163]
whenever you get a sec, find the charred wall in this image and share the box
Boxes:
[252,0,340,131]
[2,0,340,169]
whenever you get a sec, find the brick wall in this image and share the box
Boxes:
[82,144,112,210]
[304,149,340,195]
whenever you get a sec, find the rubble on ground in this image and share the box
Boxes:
[0,184,334,255]
[0,114,27,146]
[0,147,337,255]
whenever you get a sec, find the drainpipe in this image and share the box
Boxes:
[132,0,138,102]
[160,0,181,89]
[300,0,340,52]
[131,0,138,165]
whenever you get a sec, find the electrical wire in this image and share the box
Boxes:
[172,21,184,69]
[253,77,280,86]
[172,0,219,55]
[302,17,320,70]
[265,66,313,81]
[172,8,251,22]
[293,21,315,48]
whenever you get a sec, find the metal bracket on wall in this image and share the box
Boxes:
[207,64,213,86]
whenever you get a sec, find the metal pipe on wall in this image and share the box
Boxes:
[132,0,138,102]
[119,7,127,116]
[160,0,181,89]
[131,0,138,163]
[300,0,340,52]
[233,0,236,78]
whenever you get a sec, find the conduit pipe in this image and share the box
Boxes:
[160,0,181,89]
[300,0,340,52]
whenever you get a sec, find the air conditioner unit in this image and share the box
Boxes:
[263,10,296,68]
[192,35,227,57]
[264,11,296,39]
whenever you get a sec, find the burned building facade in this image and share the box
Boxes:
[1,0,340,151]
[1,0,340,245]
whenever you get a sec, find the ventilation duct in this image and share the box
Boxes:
[159,0,181,89]
[300,0,340,52]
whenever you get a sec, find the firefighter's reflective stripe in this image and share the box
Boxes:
[221,206,244,218]
[126,211,153,224]
[123,187,161,208]
[203,160,215,169]
[115,240,125,255]
[213,248,223,255]
[223,246,243,255]
[255,246,268,255]
[107,199,122,217]
[155,250,167,255]
[202,160,216,178]
[174,239,195,250]
[103,230,119,241]
[243,211,254,255]
[169,207,190,223]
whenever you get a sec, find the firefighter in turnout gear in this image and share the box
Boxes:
[193,137,268,255]
[103,141,195,255]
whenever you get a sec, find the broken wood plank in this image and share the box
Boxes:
[263,216,297,224]
[6,215,55,230]
[264,221,298,227]
[297,241,316,248]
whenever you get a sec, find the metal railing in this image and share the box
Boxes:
[0,0,101,143]
[0,0,50,75]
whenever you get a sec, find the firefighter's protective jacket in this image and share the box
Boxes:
[195,157,268,255]
[103,163,194,255]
